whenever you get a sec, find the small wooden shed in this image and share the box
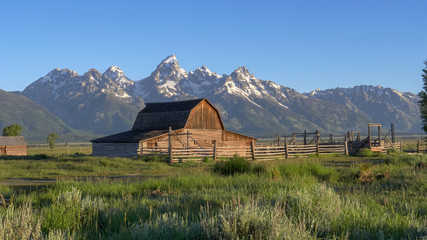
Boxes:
[92,98,256,157]
[0,136,27,156]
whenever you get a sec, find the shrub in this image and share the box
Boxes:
[202,157,213,163]
[214,156,251,175]
[0,201,43,240]
[200,198,314,239]
[357,148,374,157]
[357,148,384,157]
[214,155,265,176]
[139,155,167,162]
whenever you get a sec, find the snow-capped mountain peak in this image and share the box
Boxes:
[103,66,124,80]
[198,65,211,73]
[20,55,421,137]
[40,68,77,84]
[189,65,220,78]
[161,54,178,66]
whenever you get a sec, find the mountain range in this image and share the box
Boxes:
[0,55,421,142]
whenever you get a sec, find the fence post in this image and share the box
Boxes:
[285,138,289,159]
[140,143,143,155]
[304,130,307,145]
[368,126,371,149]
[400,141,402,153]
[251,140,256,160]
[391,123,395,143]
[168,127,173,163]
[213,140,217,162]
[344,140,349,156]
[187,130,189,149]
[316,137,319,155]
[417,140,420,153]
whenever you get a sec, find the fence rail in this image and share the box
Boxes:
[139,141,353,163]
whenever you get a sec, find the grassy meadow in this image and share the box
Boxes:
[0,146,427,239]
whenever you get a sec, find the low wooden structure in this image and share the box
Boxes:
[348,123,400,153]
[0,136,27,156]
[92,98,256,158]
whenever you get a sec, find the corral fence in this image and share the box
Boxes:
[416,140,427,153]
[139,126,403,163]
[139,140,348,163]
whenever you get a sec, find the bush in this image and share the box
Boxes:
[200,198,314,239]
[357,148,384,157]
[214,155,265,176]
[0,202,43,240]
[139,155,167,162]
[357,148,374,157]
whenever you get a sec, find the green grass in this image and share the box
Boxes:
[28,146,92,156]
[0,153,210,180]
[214,155,266,175]
[0,151,427,239]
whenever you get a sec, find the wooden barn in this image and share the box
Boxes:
[0,136,27,156]
[92,98,256,158]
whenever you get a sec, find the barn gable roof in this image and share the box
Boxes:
[0,136,27,145]
[132,98,220,131]
[91,130,170,143]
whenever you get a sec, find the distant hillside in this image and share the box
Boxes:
[305,86,421,133]
[0,90,96,142]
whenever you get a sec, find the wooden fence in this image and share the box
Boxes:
[140,142,348,163]
[416,140,427,153]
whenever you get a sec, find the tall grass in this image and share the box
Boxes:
[0,154,426,239]
[214,155,266,175]
[0,202,43,240]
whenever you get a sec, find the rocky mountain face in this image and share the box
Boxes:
[19,55,421,138]
[23,67,144,134]
[305,86,421,133]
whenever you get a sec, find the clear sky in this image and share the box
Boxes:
[1,0,426,94]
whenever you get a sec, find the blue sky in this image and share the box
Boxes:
[1,0,426,94]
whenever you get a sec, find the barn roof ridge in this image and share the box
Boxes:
[144,98,205,105]
[0,136,27,145]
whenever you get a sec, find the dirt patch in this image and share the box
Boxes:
[357,170,375,183]
[150,188,168,197]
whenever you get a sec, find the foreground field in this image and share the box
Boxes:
[0,152,426,239]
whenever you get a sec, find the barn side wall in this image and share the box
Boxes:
[0,145,27,156]
[142,129,253,149]
[92,143,139,158]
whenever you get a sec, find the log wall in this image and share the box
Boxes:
[92,143,140,157]
[0,145,27,156]
[142,129,253,150]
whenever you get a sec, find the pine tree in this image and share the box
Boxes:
[418,60,427,136]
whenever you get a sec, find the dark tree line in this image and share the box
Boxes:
[419,60,427,137]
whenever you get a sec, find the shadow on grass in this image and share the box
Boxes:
[0,154,50,160]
